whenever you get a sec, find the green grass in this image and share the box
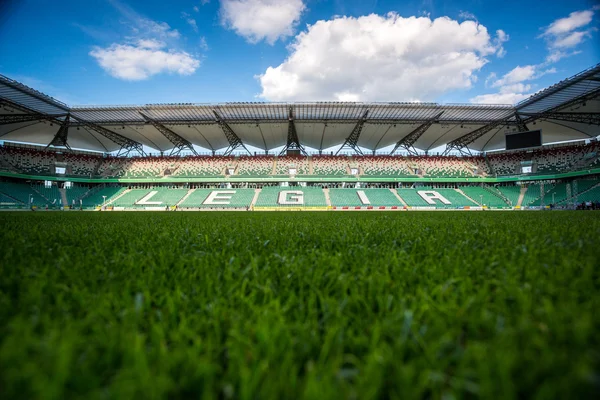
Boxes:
[1,211,599,399]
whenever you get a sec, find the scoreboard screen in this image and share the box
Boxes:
[505,130,542,150]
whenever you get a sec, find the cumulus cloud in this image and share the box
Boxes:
[542,10,594,37]
[90,40,200,80]
[220,0,306,44]
[490,65,536,87]
[539,8,597,63]
[89,1,203,80]
[475,65,556,104]
[181,12,199,33]
[258,13,508,102]
[470,92,531,105]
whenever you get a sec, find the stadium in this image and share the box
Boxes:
[1,64,599,211]
[1,1,600,399]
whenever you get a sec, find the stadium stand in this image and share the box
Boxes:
[397,187,477,208]
[34,183,62,204]
[312,156,350,176]
[414,156,475,177]
[275,156,309,175]
[174,156,232,177]
[179,188,255,208]
[460,186,510,208]
[236,156,273,176]
[255,186,327,207]
[0,181,48,207]
[487,152,524,176]
[357,156,413,176]
[496,185,522,206]
[521,184,545,206]
[329,188,402,207]
[81,186,126,208]
[110,187,188,208]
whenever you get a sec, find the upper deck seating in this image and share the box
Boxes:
[174,156,232,177]
[236,156,274,176]
[275,156,309,175]
[414,156,474,177]
[358,156,413,176]
[312,156,349,176]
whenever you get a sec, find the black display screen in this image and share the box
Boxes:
[505,130,542,150]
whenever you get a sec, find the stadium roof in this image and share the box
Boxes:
[1,64,599,155]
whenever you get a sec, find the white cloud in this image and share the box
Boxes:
[491,65,536,87]
[90,42,200,80]
[220,0,306,44]
[538,8,597,63]
[551,30,593,48]
[109,0,180,40]
[542,10,594,37]
[181,12,199,33]
[194,6,200,12]
[490,65,556,88]
[458,11,477,21]
[258,13,508,102]
[470,92,531,104]
[89,1,202,81]
[499,83,531,94]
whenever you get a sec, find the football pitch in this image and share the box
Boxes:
[1,211,599,399]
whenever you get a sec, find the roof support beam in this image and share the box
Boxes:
[213,110,251,156]
[0,113,68,125]
[520,87,600,124]
[336,110,369,155]
[279,106,307,156]
[139,112,197,156]
[443,119,508,156]
[518,111,600,126]
[71,118,145,157]
[45,114,72,151]
[390,112,444,155]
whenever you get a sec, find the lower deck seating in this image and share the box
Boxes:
[81,186,126,208]
[0,182,48,207]
[34,184,62,205]
[496,185,521,206]
[397,188,477,208]
[64,186,90,206]
[460,186,510,208]
[329,189,402,207]
[522,184,544,206]
[530,183,568,206]
[255,187,327,207]
[111,188,187,208]
[574,184,600,203]
[179,189,255,208]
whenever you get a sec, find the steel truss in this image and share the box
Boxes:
[213,111,251,156]
[71,118,145,157]
[46,114,71,151]
[0,113,68,125]
[518,112,600,125]
[520,87,600,124]
[279,106,307,156]
[139,112,197,156]
[443,119,510,156]
[390,112,444,155]
[336,110,369,155]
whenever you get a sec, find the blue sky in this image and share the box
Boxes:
[0,0,598,106]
